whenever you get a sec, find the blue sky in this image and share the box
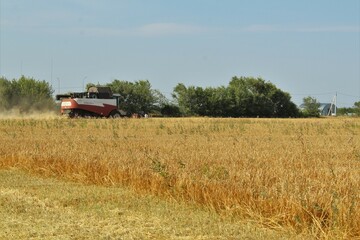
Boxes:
[1,0,359,107]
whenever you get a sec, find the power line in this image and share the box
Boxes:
[337,92,359,98]
[291,91,336,96]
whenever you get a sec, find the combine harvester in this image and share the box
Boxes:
[56,86,127,118]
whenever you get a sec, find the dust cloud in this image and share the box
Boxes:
[0,109,60,119]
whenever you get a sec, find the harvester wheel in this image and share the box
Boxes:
[110,111,121,118]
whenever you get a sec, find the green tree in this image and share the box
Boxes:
[227,77,251,116]
[160,104,181,117]
[0,76,54,112]
[172,84,211,116]
[203,86,232,117]
[172,76,299,118]
[270,89,299,117]
[337,107,355,116]
[106,79,160,114]
[172,83,194,116]
[0,77,12,110]
[301,96,320,117]
[354,101,360,116]
[227,76,298,117]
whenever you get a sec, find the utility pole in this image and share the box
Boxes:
[334,92,337,116]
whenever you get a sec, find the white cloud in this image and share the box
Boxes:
[3,19,358,37]
[296,26,360,33]
[52,23,211,37]
[243,24,360,33]
[243,24,284,32]
[136,23,209,36]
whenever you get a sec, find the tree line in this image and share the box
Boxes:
[172,76,299,117]
[1,75,359,117]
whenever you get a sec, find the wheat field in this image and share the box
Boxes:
[0,117,359,239]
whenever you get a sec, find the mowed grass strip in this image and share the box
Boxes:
[0,117,359,238]
[0,169,299,239]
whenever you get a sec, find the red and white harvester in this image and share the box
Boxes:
[56,86,126,118]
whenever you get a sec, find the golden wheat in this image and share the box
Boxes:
[0,117,359,238]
